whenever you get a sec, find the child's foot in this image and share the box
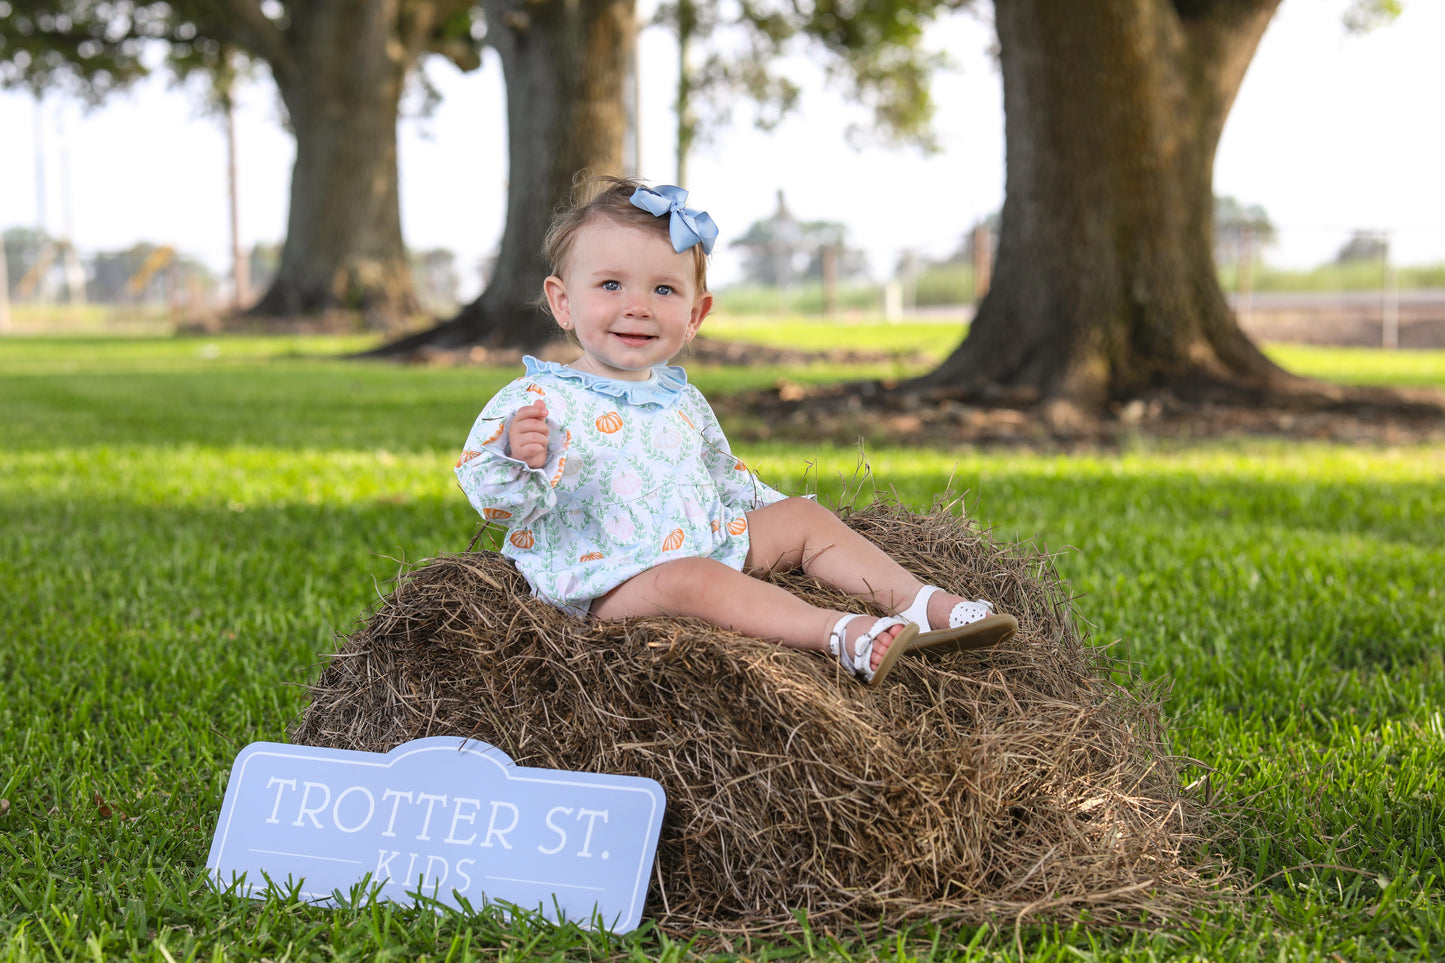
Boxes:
[903,585,1017,653]
[924,589,993,630]
[850,618,906,673]
[829,615,919,685]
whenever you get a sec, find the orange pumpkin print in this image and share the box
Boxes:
[579,551,606,562]
[661,528,686,552]
[481,421,505,444]
[549,455,568,486]
[595,411,624,434]
[482,507,513,520]
[711,520,721,533]
[525,383,546,396]
[727,517,749,536]
[455,449,483,468]
[734,460,747,471]
[509,530,535,549]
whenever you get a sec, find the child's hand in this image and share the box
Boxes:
[509,401,551,469]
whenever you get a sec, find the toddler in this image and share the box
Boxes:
[456,175,1015,684]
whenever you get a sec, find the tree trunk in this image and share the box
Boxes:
[918,0,1285,416]
[249,0,420,329]
[379,0,634,354]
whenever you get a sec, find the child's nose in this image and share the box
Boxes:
[623,291,652,316]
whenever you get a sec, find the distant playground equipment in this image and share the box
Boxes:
[14,240,90,306]
[14,243,57,299]
[126,245,176,300]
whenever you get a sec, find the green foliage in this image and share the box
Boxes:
[724,260,1445,315]
[2,332,1444,960]
[715,280,886,315]
[1344,0,1404,33]
[663,0,972,155]
[0,0,242,100]
[1214,195,1277,264]
[0,0,161,97]
[912,261,980,306]
[0,0,481,110]
[1220,260,1445,293]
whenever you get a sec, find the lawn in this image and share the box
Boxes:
[1,331,1442,961]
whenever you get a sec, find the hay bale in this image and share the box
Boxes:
[290,494,1220,930]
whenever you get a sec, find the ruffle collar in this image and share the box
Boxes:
[523,356,689,407]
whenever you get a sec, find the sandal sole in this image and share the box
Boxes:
[910,614,1018,656]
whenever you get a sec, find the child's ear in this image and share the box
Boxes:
[543,275,570,327]
[686,291,713,341]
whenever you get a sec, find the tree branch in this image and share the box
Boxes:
[1178,0,1281,100]
[221,0,296,83]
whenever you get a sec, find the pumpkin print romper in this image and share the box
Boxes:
[455,357,789,617]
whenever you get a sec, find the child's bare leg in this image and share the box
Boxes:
[743,497,980,628]
[589,557,906,672]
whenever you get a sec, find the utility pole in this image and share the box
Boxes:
[32,94,54,306]
[0,237,11,331]
[33,95,47,237]
[1236,224,1255,325]
[1381,231,1398,350]
[58,114,87,306]
[820,241,838,318]
[225,78,249,311]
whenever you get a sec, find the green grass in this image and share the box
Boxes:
[2,331,1443,960]
[1220,261,1445,294]
[716,261,1445,315]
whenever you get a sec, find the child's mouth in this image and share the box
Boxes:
[613,333,657,347]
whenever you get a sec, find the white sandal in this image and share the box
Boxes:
[828,614,919,686]
[899,586,1017,654]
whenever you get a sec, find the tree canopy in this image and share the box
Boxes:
[653,0,971,180]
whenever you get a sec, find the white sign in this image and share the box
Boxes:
[207,737,666,931]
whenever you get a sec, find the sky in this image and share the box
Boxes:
[1,0,1443,300]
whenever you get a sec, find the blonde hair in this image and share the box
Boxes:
[540,174,710,342]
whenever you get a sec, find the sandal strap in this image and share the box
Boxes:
[828,614,859,668]
[903,585,1000,631]
[949,599,996,627]
[899,585,939,627]
[830,614,908,683]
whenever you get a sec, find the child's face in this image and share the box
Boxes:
[543,218,712,381]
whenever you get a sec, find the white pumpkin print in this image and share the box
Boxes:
[612,469,643,498]
[603,512,635,541]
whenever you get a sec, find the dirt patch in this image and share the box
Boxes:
[1241,307,1445,350]
[712,378,1445,450]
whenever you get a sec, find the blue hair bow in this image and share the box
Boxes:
[629,185,718,255]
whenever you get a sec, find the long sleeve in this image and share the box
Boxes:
[454,381,572,530]
[682,386,789,513]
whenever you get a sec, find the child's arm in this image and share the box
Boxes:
[685,389,790,510]
[455,387,570,528]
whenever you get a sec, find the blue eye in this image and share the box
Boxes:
[655,285,674,296]
[602,280,620,291]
